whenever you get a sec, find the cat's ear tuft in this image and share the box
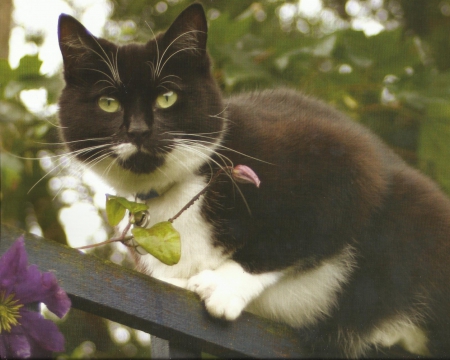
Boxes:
[58,14,97,65]
[162,3,208,55]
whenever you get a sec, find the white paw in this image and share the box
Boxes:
[187,270,246,321]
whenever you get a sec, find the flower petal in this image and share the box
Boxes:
[231,165,261,188]
[13,269,71,318]
[1,325,31,359]
[0,238,28,294]
[6,334,31,359]
[19,310,65,353]
[0,337,6,359]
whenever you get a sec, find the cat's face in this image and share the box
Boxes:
[58,4,225,192]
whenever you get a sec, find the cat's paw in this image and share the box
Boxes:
[187,270,246,321]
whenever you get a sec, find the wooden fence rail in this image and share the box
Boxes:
[0,224,307,358]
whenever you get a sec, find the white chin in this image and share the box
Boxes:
[113,143,138,160]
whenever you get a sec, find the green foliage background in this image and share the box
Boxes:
[2,0,450,357]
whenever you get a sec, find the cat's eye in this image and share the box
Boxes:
[156,91,178,109]
[98,96,121,113]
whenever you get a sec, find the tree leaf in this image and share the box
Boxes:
[105,195,127,226]
[114,196,148,213]
[131,222,181,265]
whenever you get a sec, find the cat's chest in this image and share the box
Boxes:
[133,175,226,279]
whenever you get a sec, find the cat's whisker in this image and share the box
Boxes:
[155,29,204,78]
[83,68,118,89]
[146,61,156,81]
[167,133,272,165]
[156,84,170,93]
[5,142,111,162]
[42,117,67,129]
[167,131,226,142]
[50,148,114,201]
[156,46,199,79]
[163,145,200,177]
[144,21,160,81]
[89,35,122,86]
[171,141,251,214]
[172,138,254,213]
[35,136,114,146]
[159,74,182,82]
[92,151,117,179]
[210,100,231,118]
[94,79,119,93]
[157,80,182,90]
[27,144,113,194]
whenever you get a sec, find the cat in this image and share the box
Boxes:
[57,3,450,358]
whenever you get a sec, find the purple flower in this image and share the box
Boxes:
[0,237,71,359]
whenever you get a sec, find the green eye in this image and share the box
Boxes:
[98,96,121,113]
[156,91,178,109]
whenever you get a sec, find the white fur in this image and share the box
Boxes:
[368,315,429,356]
[83,139,428,358]
[89,142,220,196]
[339,314,430,357]
[246,244,356,328]
[112,143,138,160]
[187,261,282,320]
[136,174,226,279]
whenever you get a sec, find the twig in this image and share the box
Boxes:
[168,167,229,223]
[75,236,133,250]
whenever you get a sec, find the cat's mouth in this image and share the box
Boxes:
[113,143,166,174]
[118,152,165,174]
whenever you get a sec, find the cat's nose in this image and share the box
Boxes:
[127,114,152,146]
[127,128,151,146]
[127,122,150,145]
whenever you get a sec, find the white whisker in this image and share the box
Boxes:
[155,30,205,78]
[145,21,160,81]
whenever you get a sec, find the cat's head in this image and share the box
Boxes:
[57,4,225,195]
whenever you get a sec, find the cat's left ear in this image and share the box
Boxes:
[162,3,208,55]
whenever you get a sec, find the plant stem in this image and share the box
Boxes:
[168,167,230,223]
[75,236,133,250]
[76,166,234,250]
[75,221,134,250]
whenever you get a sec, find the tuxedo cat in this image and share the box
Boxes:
[57,3,450,357]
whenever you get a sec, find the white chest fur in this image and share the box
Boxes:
[134,175,226,279]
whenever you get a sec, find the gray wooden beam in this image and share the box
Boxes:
[0,224,308,358]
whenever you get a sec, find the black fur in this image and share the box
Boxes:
[58,4,450,357]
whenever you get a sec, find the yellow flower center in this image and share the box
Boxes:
[0,291,23,333]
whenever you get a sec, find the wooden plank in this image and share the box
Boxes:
[0,224,308,358]
[150,336,202,359]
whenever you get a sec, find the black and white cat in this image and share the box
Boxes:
[57,3,450,357]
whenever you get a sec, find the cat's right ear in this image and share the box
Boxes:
[58,14,98,68]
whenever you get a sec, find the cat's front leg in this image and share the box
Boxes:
[187,261,282,320]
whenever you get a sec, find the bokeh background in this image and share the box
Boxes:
[2,0,450,357]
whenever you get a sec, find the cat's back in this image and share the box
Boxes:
[226,88,355,127]
[225,88,397,166]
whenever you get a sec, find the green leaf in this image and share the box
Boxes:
[105,195,127,226]
[132,222,181,266]
[117,197,148,213]
[105,195,150,226]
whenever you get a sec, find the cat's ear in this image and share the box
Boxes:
[58,14,99,68]
[162,3,208,56]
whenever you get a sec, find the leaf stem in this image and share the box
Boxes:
[168,167,231,223]
[75,236,133,250]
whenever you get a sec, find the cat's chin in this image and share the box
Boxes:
[117,152,165,174]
